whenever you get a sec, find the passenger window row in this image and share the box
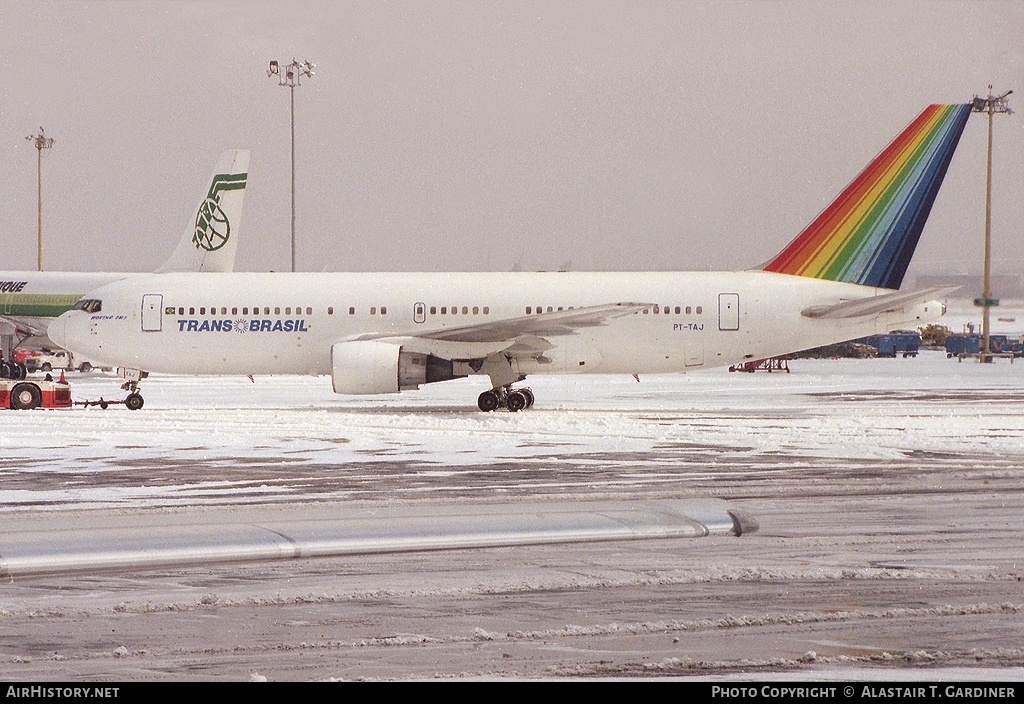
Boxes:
[642,305,703,315]
[174,306,316,316]
[167,305,405,317]
[523,305,703,315]
[428,306,489,316]
[165,302,701,318]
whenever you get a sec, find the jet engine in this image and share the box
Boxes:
[331,341,463,395]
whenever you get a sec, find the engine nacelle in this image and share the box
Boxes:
[331,341,463,395]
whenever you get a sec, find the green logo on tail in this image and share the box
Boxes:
[193,172,247,252]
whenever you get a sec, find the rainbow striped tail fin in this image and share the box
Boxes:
[764,104,972,290]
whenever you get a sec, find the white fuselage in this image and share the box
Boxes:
[50,271,943,387]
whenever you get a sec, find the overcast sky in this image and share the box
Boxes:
[1,1,1021,279]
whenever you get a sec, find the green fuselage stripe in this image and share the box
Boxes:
[0,293,83,318]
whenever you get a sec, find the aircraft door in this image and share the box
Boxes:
[413,302,426,324]
[718,293,739,331]
[141,294,163,332]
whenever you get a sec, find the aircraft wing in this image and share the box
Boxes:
[347,302,652,360]
[0,314,49,339]
[800,286,960,320]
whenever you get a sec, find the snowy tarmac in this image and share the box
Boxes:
[1,350,1022,681]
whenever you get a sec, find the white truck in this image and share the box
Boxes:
[17,349,110,374]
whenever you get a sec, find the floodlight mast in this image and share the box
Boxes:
[970,86,1013,362]
[26,127,56,272]
[267,59,315,273]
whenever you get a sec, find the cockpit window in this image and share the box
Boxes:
[73,299,102,313]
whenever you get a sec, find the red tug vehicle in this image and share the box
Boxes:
[0,376,73,410]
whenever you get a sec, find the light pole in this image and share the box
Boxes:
[267,59,315,273]
[970,87,1013,362]
[26,127,56,272]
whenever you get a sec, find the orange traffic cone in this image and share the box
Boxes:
[58,370,67,384]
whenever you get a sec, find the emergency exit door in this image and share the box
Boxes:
[718,293,739,331]
[141,294,163,332]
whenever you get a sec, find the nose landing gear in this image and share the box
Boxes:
[119,370,148,410]
[124,391,145,410]
[477,385,535,413]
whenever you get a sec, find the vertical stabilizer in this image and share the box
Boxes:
[157,150,250,273]
[763,104,971,290]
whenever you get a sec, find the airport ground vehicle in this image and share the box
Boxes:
[13,349,108,373]
[944,333,1010,357]
[0,378,72,410]
[860,330,920,358]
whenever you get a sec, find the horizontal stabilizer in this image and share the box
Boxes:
[801,286,960,319]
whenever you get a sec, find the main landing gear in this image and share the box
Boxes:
[0,361,27,380]
[477,384,535,413]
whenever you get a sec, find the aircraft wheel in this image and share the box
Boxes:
[11,383,42,410]
[125,393,145,411]
[477,389,500,412]
[521,388,535,408]
[16,364,27,380]
[0,361,9,379]
[41,363,52,372]
[506,389,527,413]
[79,362,92,373]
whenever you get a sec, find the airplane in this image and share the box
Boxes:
[0,150,249,379]
[50,104,972,412]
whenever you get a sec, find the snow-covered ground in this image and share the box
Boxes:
[1,351,1022,681]
[2,350,1021,510]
